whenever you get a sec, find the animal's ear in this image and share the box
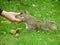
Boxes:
[23,10,29,14]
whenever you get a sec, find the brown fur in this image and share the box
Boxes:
[19,10,57,31]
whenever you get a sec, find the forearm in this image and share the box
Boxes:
[0,8,8,17]
[1,10,8,17]
[0,8,3,15]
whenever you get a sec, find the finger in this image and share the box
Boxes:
[9,12,20,16]
[14,13,20,15]
[15,13,20,16]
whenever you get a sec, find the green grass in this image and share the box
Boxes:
[0,0,60,45]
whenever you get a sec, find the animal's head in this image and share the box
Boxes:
[19,10,30,17]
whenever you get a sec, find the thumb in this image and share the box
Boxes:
[13,18,23,23]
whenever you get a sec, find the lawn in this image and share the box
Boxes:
[0,0,60,45]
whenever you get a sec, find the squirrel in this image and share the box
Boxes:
[19,10,57,31]
[40,22,57,31]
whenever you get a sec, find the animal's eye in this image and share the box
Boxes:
[20,12,23,14]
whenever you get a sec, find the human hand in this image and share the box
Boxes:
[1,10,22,23]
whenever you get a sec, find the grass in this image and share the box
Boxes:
[0,0,60,45]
